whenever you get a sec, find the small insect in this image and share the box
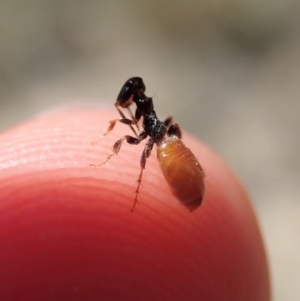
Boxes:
[90,77,205,211]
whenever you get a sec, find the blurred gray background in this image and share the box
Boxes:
[0,1,299,300]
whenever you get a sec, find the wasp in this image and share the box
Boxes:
[91,77,205,211]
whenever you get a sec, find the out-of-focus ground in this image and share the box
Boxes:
[0,1,299,300]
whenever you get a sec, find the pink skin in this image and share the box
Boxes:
[0,110,270,301]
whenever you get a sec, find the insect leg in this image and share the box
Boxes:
[167,123,182,139]
[92,117,137,145]
[115,104,139,137]
[132,138,155,212]
[127,106,140,133]
[163,115,173,129]
[90,131,147,168]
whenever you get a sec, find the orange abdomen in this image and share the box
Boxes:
[157,136,205,211]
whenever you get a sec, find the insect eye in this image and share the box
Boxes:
[116,77,146,107]
[118,81,133,103]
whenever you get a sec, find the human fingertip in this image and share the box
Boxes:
[0,109,270,301]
